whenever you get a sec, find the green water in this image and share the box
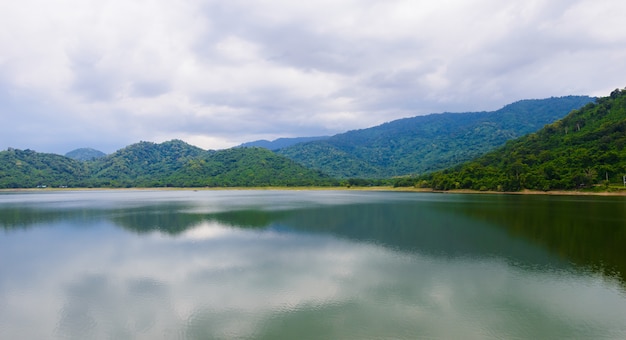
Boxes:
[1,190,625,339]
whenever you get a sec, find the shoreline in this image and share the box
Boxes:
[2,186,626,196]
[431,188,626,196]
[377,187,626,196]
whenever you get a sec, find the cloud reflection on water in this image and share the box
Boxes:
[1,191,626,339]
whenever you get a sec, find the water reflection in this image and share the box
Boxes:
[1,190,626,339]
[445,194,626,283]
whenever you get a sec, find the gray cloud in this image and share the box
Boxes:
[1,0,625,153]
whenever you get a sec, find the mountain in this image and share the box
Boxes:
[65,147,107,161]
[88,139,209,187]
[0,140,335,188]
[238,136,330,150]
[166,147,334,187]
[0,148,90,188]
[277,96,595,178]
[421,88,626,191]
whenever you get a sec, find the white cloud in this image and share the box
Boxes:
[1,0,625,153]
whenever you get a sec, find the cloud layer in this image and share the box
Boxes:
[1,0,625,153]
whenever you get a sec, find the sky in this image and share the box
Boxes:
[1,0,625,154]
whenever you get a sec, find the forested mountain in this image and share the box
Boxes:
[65,148,107,161]
[0,148,90,188]
[277,96,594,178]
[89,139,208,187]
[238,136,329,150]
[420,88,626,191]
[166,147,333,187]
[0,140,334,188]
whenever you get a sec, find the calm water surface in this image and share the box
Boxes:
[1,190,625,339]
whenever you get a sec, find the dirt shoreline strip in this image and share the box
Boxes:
[2,186,626,196]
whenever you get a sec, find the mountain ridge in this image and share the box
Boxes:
[420,88,626,191]
[0,95,603,189]
[238,136,330,150]
[277,96,595,178]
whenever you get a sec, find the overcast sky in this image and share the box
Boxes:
[1,0,625,154]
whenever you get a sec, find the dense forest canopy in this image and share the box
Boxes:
[0,148,90,188]
[277,96,594,178]
[415,88,626,192]
[0,141,334,188]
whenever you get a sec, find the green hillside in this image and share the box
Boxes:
[166,147,334,187]
[277,96,594,178]
[0,140,335,188]
[420,88,626,192]
[89,139,208,187]
[0,148,90,188]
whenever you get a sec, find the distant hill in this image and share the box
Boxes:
[65,148,106,161]
[277,96,595,178]
[0,140,335,188]
[421,88,626,191]
[238,136,330,150]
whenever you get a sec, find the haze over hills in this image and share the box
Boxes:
[238,136,330,150]
[65,148,107,161]
[421,88,626,192]
[276,96,595,178]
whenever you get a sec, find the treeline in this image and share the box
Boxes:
[0,140,336,188]
[405,88,626,191]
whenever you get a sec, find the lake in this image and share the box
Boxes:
[1,189,625,339]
